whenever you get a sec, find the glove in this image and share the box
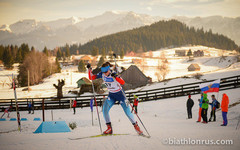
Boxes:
[86,63,91,69]
[111,72,117,78]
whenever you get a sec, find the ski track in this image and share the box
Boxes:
[0,88,240,150]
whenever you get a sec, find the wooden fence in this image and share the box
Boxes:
[0,75,239,111]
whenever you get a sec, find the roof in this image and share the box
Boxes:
[121,65,149,84]
[80,55,92,60]
[188,63,200,69]
[76,77,91,86]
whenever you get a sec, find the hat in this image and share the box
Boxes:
[188,95,191,98]
[101,66,110,73]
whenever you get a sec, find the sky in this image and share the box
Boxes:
[0,0,240,25]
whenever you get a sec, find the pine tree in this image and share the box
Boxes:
[92,46,99,56]
[31,46,35,52]
[97,56,105,67]
[66,44,70,59]
[120,48,125,59]
[102,47,106,58]
[0,45,4,61]
[78,60,86,72]
[3,47,14,69]
[43,46,49,56]
[20,43,30,61]
[57,49,62,60]
[55,58,61,73]
[187,49,193,56]
[16,47,23,63]
[108,47,113,60]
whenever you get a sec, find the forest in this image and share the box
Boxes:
[61,20,238,55]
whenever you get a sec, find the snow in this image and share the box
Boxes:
[0,46,240,150]
[0,87,239,150]
[0,24,12,32]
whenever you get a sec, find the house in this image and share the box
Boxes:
[76,77,91,88]
[188,64,200,71]
[120,65,150,90]
[76,77,105,95]
[193,50,204,57]
[126,51,136,57]
[175,50,186,56]
[80,55,92,64]
[132,59,143,64]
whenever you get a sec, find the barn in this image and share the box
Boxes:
[188,64,201,71]
[120,65,150,90]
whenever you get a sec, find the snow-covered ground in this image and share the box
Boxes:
[0,45,240,150]
[0,87,239,150]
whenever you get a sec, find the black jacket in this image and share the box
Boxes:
[187,98,194,108]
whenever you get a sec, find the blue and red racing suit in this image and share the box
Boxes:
[88,69,136,124]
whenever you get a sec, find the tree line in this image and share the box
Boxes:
[0,44,61,87]
[61,20,239,56]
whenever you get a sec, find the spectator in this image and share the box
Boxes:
[209,95,219,122]
[131,95,139,114]
[72,99,77,115]
[221,93,229,126]
[201,93,209,124]
[28,102,33,114]
[186,94,194,119]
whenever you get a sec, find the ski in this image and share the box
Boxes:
[69,133,129,140]
[69,133,151,140]
[139,133,151,138]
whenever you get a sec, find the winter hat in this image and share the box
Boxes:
[188,95,191,98]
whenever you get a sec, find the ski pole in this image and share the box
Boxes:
[113,54,150,137]
[236,115,240,130]
[129,101,151,137]
[113,53,118,74]
[88,68,102,134]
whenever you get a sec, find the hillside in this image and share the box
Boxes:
[74,20,238,55]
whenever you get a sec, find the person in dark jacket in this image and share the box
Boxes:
[186,94,194,119]
[27,102,33,114]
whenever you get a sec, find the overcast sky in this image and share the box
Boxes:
[0,0,239,25]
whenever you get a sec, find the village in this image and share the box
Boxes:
[58,45,239,96]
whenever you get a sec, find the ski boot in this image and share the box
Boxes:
[133,122,143,135]
[103,122,112,134]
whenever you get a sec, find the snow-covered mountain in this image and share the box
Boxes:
[0,11,239,50]
[0,11,162,50]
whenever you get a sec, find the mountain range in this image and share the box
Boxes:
[0,11,239,50]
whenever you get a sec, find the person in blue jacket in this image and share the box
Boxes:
[209,95,218,122]
[87,62,143,135]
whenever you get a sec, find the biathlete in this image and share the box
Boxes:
[87,62,143,135]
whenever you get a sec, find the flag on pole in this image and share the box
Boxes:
[90,99,94,112]
[199,79,221,93]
